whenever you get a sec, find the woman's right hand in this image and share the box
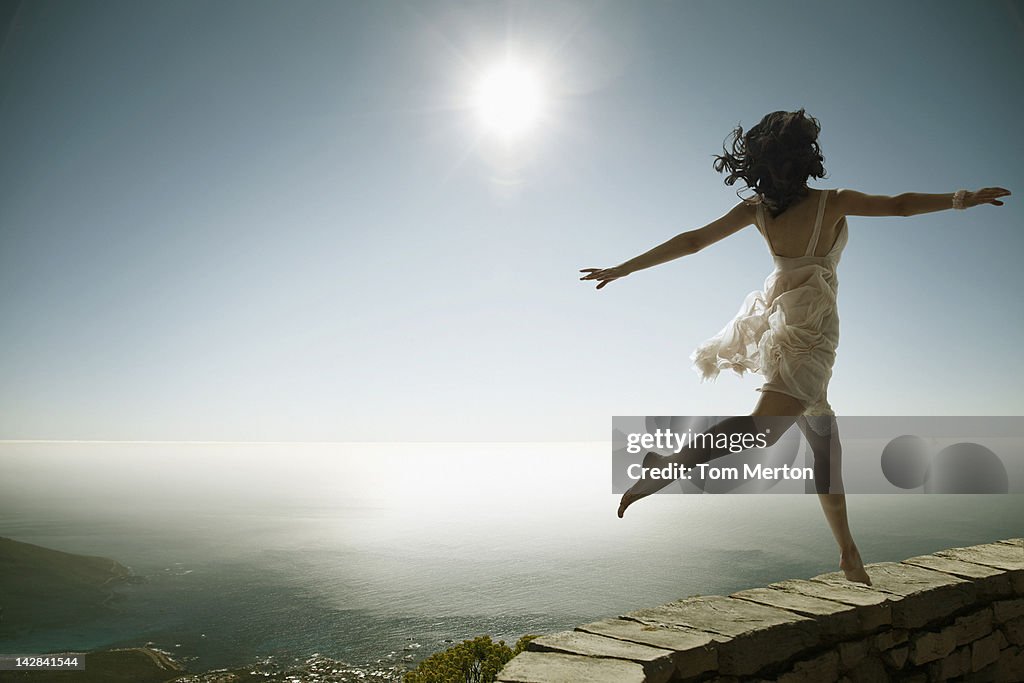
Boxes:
[966,187,1011,208]
[580,265,630,289]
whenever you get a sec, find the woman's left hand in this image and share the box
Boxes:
[579,266,630,289]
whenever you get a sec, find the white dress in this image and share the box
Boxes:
[690,188,847,417]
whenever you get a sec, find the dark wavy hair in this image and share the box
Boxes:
[712,109,827,218]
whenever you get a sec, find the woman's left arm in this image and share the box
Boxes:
[580,201,753,289]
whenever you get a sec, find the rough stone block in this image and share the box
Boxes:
[776,650,839,683]
[574,618,717,679]
[994,644,1024,682]
[495,650,646,683]
[911,628,957,665]
[902,554,1015,601]
[1001,615,1024,646]
[942,607,995,647]
[927,644,971,681]
[768,578,892,631]
[995,630,1009,649]
[838,638,870,670]
[875,628,909,651]
[842,655,888,683]
[526,630,674,683]
[963,662,998,683]
[882,645,908,670]
[993,597,1024,623]
[972,631,1003,672]
[814,561,975,629]
[622,595,819,677]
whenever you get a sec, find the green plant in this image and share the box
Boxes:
[403,634,538,683]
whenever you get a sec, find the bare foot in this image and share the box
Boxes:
[840,546,871,585]
[617,451,676,518]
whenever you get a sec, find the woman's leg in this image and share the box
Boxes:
[796,417,871,585]
[617,390,806,517]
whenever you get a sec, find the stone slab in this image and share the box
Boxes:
[974,541,1024,595]
[496,650,646,683]
[574,618,717,679]
[812,561,975,628]
[526,630,674,683]
[768,577,890,607]
[730,585,863,639]
[902,554,1007,579]
[622,595,811,638]
[622,595,819,676]
[767,578,892,631]
[902,553,1014,601]
[936,541,1024,572]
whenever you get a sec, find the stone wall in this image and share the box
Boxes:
[496,539,1023,683]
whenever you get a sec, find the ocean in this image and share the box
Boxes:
[1,441,1021,678]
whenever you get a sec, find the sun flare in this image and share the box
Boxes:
[473,60,545,140]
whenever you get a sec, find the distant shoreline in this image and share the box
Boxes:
[0,536,135,640]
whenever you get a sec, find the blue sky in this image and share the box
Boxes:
[1,0,1022,441]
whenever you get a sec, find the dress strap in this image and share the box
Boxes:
[804,189,828,256]
[755,201,779,255]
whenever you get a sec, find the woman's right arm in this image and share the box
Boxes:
[836,187,1010,217]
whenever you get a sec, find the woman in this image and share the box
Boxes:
[580,109,1011,584]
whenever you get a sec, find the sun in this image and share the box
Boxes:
[472,60,545,140]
